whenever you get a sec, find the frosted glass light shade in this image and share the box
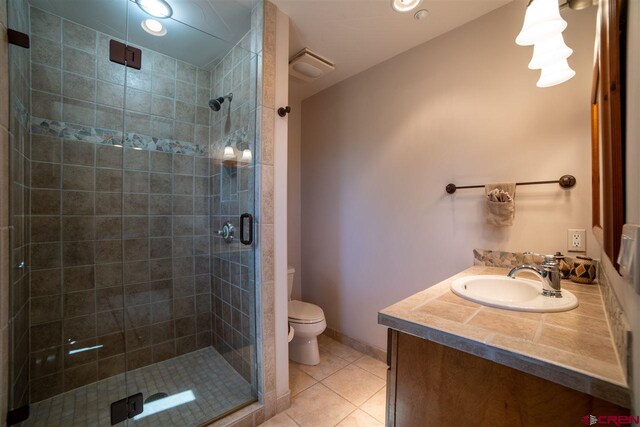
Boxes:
[241,149,252,163]
[536,58,576,87]
[528,33,573,69]
[223,146,235,161]
[516,0,567,46]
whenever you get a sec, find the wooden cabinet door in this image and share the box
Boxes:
[389,331,628,426]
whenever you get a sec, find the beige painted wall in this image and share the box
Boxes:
[299,2,598,351]
[287,85,303,300]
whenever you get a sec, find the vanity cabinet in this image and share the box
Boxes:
[385,330,629,427]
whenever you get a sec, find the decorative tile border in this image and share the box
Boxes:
[473,248,582,269]
[31,117,209,157]
[598,267,632,387]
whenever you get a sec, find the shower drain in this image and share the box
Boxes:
[145,392,169,404]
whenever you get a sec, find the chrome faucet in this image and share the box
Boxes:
[508,254,562,298]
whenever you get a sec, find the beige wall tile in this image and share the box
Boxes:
[260,107,274,165]
[261,52,275,109]
[1,0,7,28]
[31,7,61,42]
[261,2,276,110]
[260,224,274,283]
[260,165,274,224]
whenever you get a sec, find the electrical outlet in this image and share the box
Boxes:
[568,229,586,252]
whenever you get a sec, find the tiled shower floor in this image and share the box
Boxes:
[23,348,255,427]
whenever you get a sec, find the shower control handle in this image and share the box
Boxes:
[216,222,235,243]
[240,213,253,245]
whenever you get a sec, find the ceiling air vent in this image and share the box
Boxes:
[289,48,335,82]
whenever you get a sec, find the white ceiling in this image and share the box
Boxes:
[272,0,513,100]
[29,0,256,67]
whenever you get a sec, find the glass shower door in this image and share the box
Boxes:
[119,2,259,425]
[8,0,130,425]
[7,0,260,424]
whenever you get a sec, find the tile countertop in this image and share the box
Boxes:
[378,266,630,408]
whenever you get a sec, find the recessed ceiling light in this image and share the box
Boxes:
[135,0,173,19]
[141,19,167,36]
[414,9,429,20]
[391,0,422,13]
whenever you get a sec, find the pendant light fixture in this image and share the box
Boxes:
[528,33,573,69]
[515,0,587,88]
[536,58,576,87]
[516,0,567,46]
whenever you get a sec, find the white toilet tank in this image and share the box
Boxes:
[287,265,295,300]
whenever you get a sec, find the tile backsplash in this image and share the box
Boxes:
[473,248,583,269]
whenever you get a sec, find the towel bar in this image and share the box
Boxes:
[446,175,576,194]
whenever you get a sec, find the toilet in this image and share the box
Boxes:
[288,266,326,365]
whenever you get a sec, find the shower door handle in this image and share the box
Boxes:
[240,213,253,245]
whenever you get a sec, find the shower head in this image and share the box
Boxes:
[208,93,233,112]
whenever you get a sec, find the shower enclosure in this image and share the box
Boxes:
[6,0,261,424]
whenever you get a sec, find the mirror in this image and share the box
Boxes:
[591,0,627,269]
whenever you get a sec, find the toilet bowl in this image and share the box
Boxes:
[288,266,326,365]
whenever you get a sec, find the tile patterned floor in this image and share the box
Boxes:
[23,347,255,427]
[260,335,387,427]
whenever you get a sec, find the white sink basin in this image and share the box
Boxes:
[450,275,578,313]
